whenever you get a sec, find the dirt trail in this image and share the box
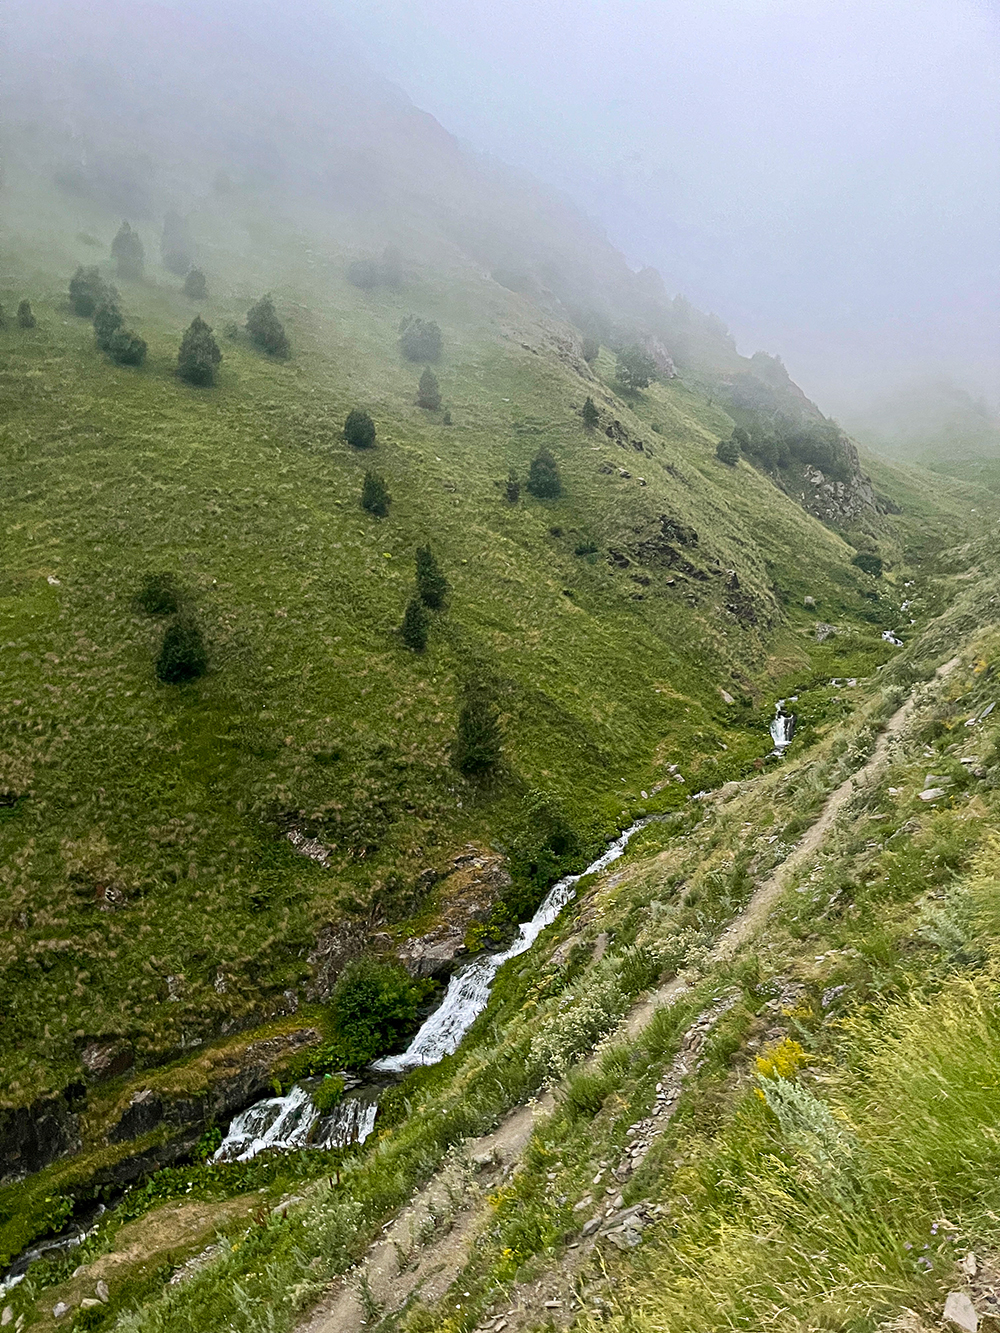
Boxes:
[295,660,958,1333]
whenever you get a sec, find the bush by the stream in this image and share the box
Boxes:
[327,959,430,1067]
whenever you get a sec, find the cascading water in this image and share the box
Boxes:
[212,1084,377,1163]
[882,629,903,647]
[372,818,653,1073]
[769,702,796,752]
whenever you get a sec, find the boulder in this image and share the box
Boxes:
[944,1291,978,1333]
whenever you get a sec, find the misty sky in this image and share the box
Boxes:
[334,0,999,414]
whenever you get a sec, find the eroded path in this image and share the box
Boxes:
[295,661,958,1333]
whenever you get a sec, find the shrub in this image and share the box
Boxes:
[504,470,521,503]
[361,470,391,518]
[107,327,147,366]
[526,448,562,499]
[111,221,144,280]
[327,958,425,1066]
[453,678,502,776]
[399,314,442,362]
[16,300,36,329]
[852,552,884,578]
[417,367,441,410]
[442,410,452,426]
[161,211,194,276]
[581,396,599,428]
[177,315,222,386]
[401,597,429,652]
[136,572,181,616]
[347,258,382,290]
[344,408,376,449]
[581,336,599,363]
[312,1074,346,1113]
[615,344,657,390]
[415,544,448,608]
[69,266,106,317]
[183,267,208,299]
[155,615,208,684]
[716,437,740,465]
[92,298,124,350]
[246,293,290,358]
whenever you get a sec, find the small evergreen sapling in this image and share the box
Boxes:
[246,294,290,357]
[504,469,521,503]
[361,469,391,517]
[453,679,502,776]
[344,408,376,449]
[416,367,441,410]
[582,395,599,428]
[415,544,448,608]
[183,267,208,299]
[111,221,145,280]
[156,615,208,683]
[527,448,562,499]
[17,301,36,329]
[177,315,222,386]
[401,597,429,651]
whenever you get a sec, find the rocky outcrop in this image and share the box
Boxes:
[0,1092,83,1184]
[798,440,880,526]
[394,846,513,979]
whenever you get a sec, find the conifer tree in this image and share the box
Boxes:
[344,408,376,449]
[0,304,7,330]
[156,615,208,683]
[177,315,222,386]
[361,469,391,518]
[415,544,448,608]
[581,336,599,363]
[615,344,657,391]
[716,437,740,465]
[399,314,442,362]
[246,294,289,357]
[582,395,599,428]
[526,448,562,499]
[111,221,145,280]
[504,470,521,503]
[17,301,36,329]
[183,267,208,299]
[69,266,106,317]
[401,597,429,651]
[93,298,124,351]
[107,327,147,366]
[453,679,502,776]
[417,367,441,410]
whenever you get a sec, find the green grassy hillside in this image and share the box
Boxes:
[2,168,937,1103]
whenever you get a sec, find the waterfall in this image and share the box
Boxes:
[372,818,652,1074]
[213,1084,377,1163]
[769,702,795,751]
[882,629,903,647]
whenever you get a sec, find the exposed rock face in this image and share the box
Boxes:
[0,1093,83,1184]
[394,846,513,979]
[798,440,880,525]
[81,1040,135,1082]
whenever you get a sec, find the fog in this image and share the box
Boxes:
[3,0,997,422]
[335,0,999,415]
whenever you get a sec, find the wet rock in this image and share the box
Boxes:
[108,1089,163,1143]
